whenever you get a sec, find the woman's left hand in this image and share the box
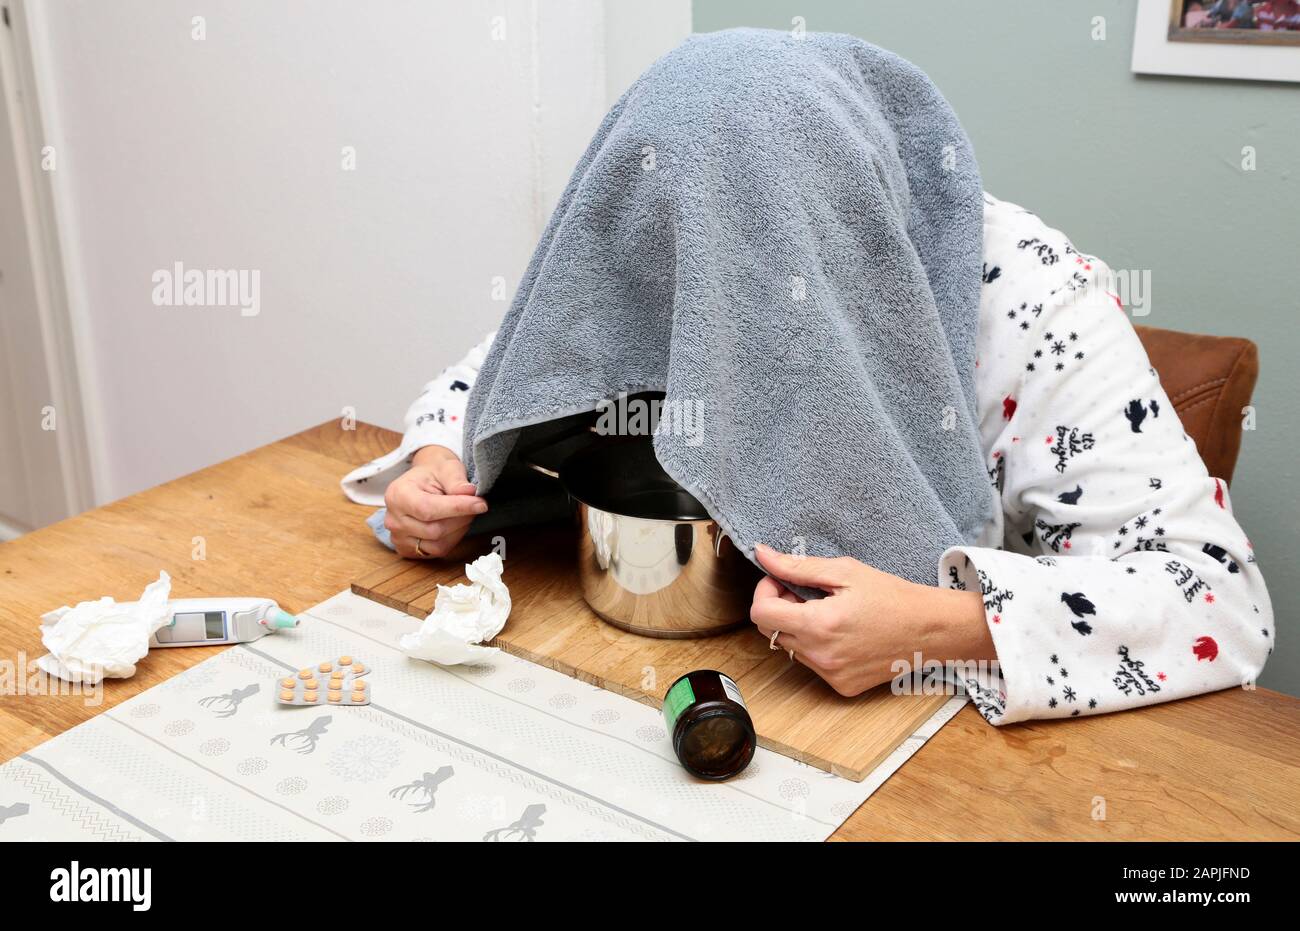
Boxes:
[749,543,994,697]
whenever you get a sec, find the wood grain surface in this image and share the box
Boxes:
[1,420,1296,840]
[353,536,951,781]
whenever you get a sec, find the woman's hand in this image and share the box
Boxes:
[383,445,487,559]
[749,544,994,697]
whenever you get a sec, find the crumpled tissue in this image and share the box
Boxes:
[399,553,511,666]
[37,571,173,684]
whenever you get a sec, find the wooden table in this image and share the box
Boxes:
[2,421,1296,841]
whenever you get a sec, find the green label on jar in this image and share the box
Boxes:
[663,677,696,732]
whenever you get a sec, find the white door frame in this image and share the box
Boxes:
[0,0,94,530]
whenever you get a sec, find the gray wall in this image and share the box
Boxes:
[694,0,1299,695]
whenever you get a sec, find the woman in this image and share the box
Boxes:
[343,33,1272,727]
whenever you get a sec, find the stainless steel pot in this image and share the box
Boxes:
[527,435,760,639]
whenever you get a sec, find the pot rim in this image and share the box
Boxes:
[573,496,714,524]
[549,436,713,523]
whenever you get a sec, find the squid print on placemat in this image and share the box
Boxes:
[388,766,454,813]
[198,683,260,719]
[483,803,546,842]
[271,715,332,755]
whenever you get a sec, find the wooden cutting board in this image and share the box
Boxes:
[352,524,953,781]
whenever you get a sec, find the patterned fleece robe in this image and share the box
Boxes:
[342,194,1273,726]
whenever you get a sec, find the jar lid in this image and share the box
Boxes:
[676,708,756,780]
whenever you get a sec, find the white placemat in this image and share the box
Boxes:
[0,591,966,841]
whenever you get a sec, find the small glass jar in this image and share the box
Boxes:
[663,669,756,780]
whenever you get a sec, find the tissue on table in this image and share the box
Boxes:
[37,571,173,684]
[399,553,510,666]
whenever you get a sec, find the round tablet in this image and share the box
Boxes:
[302,691,318,702]
[303,680,318,691]
[297,668,314,680]
[318,662,333,673]
[329,673,343,685]
[338,654,353,666]
[327,689,343,703]
[350,691,366,702]
[351,680,366,692]
[280,678,296,689]
[351,664,365,674]
[279,689,295,701]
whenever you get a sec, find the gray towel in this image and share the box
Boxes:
[464,28,996,592]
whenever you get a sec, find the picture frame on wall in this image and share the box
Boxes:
[1132,0,1300,81]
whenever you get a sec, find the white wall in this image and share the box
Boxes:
[0,39,51,533]
[0,3,94,533]
[22,0,689,506]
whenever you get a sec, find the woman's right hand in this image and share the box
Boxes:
[383,445,488,558]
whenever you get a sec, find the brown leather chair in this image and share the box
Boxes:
[1135,325,1258,485]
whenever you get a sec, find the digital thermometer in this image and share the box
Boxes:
[147,597,300,648]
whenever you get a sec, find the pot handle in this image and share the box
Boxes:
[524,458,562,480]
[518,420,601,479]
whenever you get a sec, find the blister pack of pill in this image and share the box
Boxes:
[276,655,371,706]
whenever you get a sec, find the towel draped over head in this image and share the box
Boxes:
[464,28,997,592]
